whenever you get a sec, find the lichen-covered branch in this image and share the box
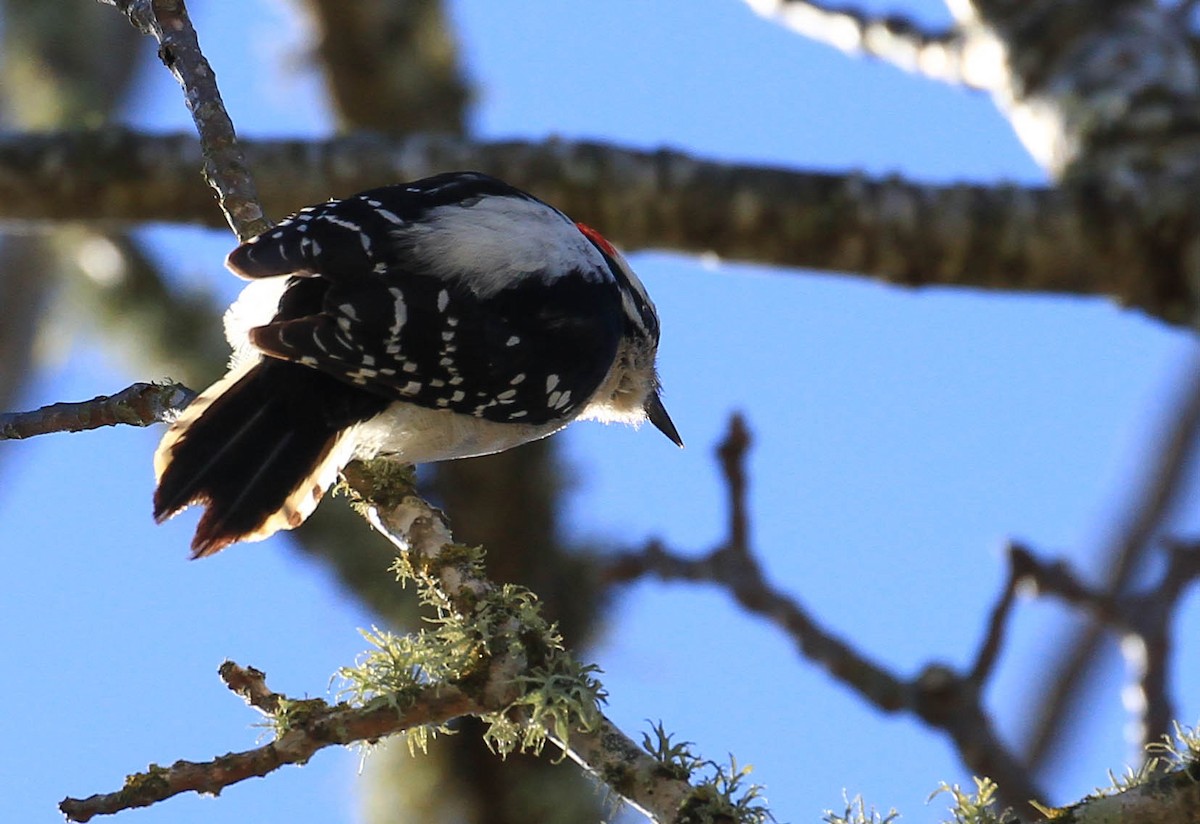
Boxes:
[0,382,194,440]
[52,450,759,822]
[5,128,1200,322]
[743,0,991,89]
[343,462,725,823]
[96,0,266,238]
[59,662,481,822]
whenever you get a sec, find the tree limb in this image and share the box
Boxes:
[1009,538,1200,759]
[743,0,991,89]
[96,0,266,238]
[1021,353,1200,769]
[59,662,482,822]
[0,382,194,439]
[299,0,469,136]
[604,415,1047,816]
[53,449,730,822]
[3,128,1198,321]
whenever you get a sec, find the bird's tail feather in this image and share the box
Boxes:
[153,359,383,558]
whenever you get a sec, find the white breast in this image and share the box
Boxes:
[351,402,569,464]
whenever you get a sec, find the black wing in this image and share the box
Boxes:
[226,176,623,425]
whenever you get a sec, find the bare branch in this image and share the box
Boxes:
[1023,354,1200,767]
[4,128,1198,322]
[605,416,1046,816]
[964,544,1023,685]
[219,660,285,715]
[0,382,194,440]
[744,0,989,89]
[97,0,266,239]
[1009,538,1200,756]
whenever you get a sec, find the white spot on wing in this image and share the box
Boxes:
[387,287,408,337]
[322,215,363,232]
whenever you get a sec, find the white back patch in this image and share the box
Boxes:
[396,196,611,297]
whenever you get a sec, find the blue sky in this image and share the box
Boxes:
[3,1,1198,822]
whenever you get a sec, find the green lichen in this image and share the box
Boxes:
[120,763,171,798]
[929,778,1013,824]
[336,458,417,519]
[482,656,607,757]
[823,794,899,824]
[1146,721,1200,770]
[677,757,773,824]
[339,565,606,762]
[271,696,335,738]
[641,722,703,782]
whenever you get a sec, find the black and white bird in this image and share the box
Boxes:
[153,171,681,557]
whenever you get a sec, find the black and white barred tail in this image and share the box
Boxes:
[152,358,388,558]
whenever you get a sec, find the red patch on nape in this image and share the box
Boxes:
[576,222,618,258]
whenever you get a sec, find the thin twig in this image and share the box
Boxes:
[96,0,267,239]
[0,382,194,440]
[716,413,752,561]
[218,661,284,715]
[1010,537,1200,754]
[605,415,1047,816]
[965,542,1023,685]
[1024,354,1200,766]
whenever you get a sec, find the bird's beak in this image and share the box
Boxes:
[645,390,684,448]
